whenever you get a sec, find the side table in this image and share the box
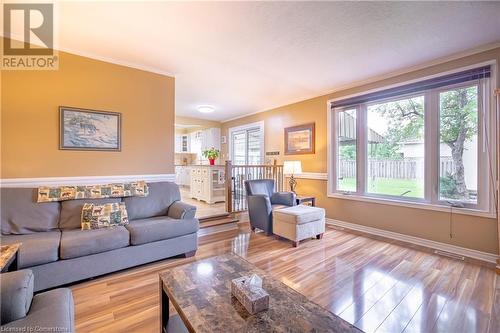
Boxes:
[1,243,21,272]
[296,196,316,207]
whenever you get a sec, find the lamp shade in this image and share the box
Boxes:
[283,161,302,175]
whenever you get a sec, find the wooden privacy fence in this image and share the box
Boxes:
[339,157,455,180]
[339,159,421,180]
[440,158,454,177]
[225,161,284,212]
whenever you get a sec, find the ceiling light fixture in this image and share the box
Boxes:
[197,105,215,113]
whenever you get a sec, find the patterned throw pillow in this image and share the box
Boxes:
[81,202,129,230]
[37,181,149,202]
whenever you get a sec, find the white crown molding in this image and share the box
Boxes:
[2,33,175,78]
[284,172,327,180]
[221,42,500,123]
[57,45,175,78]
[326,218,498,264]
[0,174,176,188]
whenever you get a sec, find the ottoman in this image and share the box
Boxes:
[272,205,326,247]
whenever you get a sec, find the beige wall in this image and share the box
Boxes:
[1,49,175,178]
[222,47,500,254]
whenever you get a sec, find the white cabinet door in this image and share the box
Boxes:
[200,130,209,152]
[190,132,202,155]
[213,128,221,150]
[181,135,190,152]
[174,135,182,153]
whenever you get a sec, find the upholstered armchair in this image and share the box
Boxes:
[244,179,296,235]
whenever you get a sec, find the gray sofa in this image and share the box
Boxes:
[1,269,74,332]
[1,182,199,292]
[244,179,296,235]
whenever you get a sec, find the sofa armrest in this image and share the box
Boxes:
[1,288,74,333]
[1,269,34,325]
[168,201,197,219]
[271,192,296,206]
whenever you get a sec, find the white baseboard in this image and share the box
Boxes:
[0,174,176,187]
[326,218,498,264]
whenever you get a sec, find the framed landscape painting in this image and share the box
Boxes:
[59,106,121,151]
[284,122,315,155]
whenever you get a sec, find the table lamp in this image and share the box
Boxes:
[283,161,302,193]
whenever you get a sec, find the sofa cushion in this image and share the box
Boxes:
[123,182,181,220]
[271,204,288,211]
[273,205,325,225]
[59,198,122,230]
[60,227,129,259]
[1,188,60,235]
[125,217,199,246]
[0,231,61,268]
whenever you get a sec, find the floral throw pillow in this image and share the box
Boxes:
[81,202,129,230]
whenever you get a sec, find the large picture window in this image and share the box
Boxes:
[367,95,425,199]
[438,85,478,204]
[329,65,495,214]
[337,109,357,192]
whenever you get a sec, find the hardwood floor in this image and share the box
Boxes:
[179,186,226,218]
[71,222,500,333]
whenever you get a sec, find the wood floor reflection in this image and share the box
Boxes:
[72,222,500,333]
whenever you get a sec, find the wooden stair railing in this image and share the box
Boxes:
[225,160,284,213]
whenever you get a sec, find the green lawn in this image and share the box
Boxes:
[338,178,424,198]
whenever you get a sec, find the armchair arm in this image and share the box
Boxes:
[1,269,34,325]
[271,192,297,206]
[167,201,197,219]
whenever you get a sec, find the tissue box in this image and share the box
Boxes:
[231,276,269,314]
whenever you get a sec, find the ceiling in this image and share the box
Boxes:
[30,2,500,120]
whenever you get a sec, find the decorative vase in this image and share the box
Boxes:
[209,158,215,165]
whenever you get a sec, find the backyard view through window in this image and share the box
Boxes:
[439,85,478,204]
[331,66,491,211]
[367,96,425,198]
[337,109,357,192]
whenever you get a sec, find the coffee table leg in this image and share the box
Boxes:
[160,281,170,332]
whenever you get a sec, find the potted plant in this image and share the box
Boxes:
[202,147,220,165]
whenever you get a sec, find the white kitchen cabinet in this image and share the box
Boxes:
[175,134,190,153]
[189,166,225,204]
[201,128,221,151]
[175,166,191,186]
[190,128,221,156]
[190,131,202,155]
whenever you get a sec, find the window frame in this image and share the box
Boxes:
[434,81,486,210]
[327,63,497,218]
[363,92,427,202]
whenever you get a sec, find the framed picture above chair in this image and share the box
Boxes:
[284,122,315,155]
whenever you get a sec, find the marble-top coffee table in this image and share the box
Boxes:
[159,253,363,333]
[0,243,21,272]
